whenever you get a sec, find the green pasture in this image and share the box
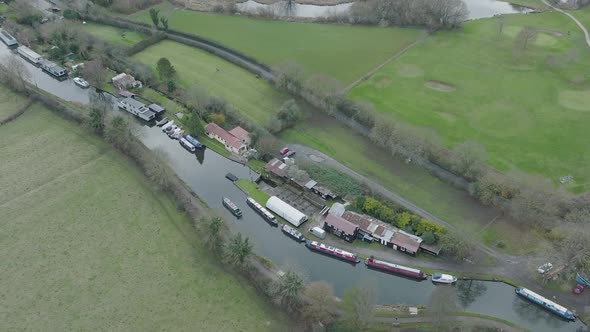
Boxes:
[236,179,270,204]
[0,86,28,121]
[349,12,590,192]
[281,117,544,255]
[0,105,288,331]
[80,22,145,45]
[133,40,288,125]
[130,2,422,84]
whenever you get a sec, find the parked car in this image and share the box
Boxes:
[537,263,553,275]
[279,147,290,155]
[284,150,296,158]
[156,117,169,127]
[73,77,89,88]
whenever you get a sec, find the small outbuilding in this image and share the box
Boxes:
[148,103,165,115]
[390,231,422,256]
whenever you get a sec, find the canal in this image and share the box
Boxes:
[0,44,585,331]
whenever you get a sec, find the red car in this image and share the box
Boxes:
[279,147,290,155]
[573,284,585,295]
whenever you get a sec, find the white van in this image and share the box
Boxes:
[309,226,326,239]
[179,137,196,152]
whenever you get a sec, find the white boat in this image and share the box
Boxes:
[431,273,457,284]
[73,77,90,88]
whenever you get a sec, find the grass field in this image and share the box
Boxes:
[281,115,543,255]
[0,105,288,331]
[235,179,270,204]
[0,3,8,13]
[0,86,28,121]
[133,40,289,125]
[349,12,590,192]
[80,22,145,45]
[130,2,422,84]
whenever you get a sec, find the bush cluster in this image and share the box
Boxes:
[352,196,445,244]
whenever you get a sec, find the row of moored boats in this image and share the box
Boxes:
[222,196,578,322]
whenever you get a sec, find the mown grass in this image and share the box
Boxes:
[80,22,145,45]
[0,105,288,331]
[0,86,28,120]
[133,40,288,125]
[235,179,270,204]
[349,12,590,192]
[130,1,422,84]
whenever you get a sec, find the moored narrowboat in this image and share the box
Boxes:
[365,257,426,280]
[223,197,242,218]
[305,240,360,264]
[247,197,278,226]
[282,224,305,242]
[515,287,576,321]
[576,273,590,288]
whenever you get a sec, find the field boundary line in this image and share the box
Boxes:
[542,0,590,48]
[0,153,107,208]
[342,32,429,93]
[0,99,34,126]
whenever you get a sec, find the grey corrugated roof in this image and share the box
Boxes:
[122,97,145,108]
[148,103,165,112]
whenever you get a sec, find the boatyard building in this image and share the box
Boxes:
[323,213,359,242]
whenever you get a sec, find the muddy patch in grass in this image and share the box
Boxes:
[397,64,423,78]
[425,80,456,92]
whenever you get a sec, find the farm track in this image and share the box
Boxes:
[542,0,590,48]
[343,31,429,93]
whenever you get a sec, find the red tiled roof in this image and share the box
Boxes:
[265,158,288,177]
[325,213,358,235]
[374,225,385,237]
[342,211,372,232]
[229,126,250,141]
[205,123,243,150]
[390,232,421,254]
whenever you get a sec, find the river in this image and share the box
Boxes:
[236,0,533,20]
[0,44,586,331]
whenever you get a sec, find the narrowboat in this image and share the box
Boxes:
[431,273,457,284]
[576,273,590,288]
[365,257,427,280]
[183,134,204,149]
[225,173,238,182]
[247,197,278,226]
[515,287,576,321]
[222,197,242,218]
[305,240,360,264]
[282,224,305,242]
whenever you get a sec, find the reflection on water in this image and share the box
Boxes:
[237,0,353,18]
[457,280,488,307]
[237,0,533,20]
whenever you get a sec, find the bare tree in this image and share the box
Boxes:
[508,174,565,227]
[429,286,458,331]
[513,26,538,56]
[340,284,376,330]
[83,59,107,88]
[450,141,487,179]
[549,226,590,279]
[273,61,305,93]
[301,281,337,329]
[145,148,173,192]
[0,55,31,92]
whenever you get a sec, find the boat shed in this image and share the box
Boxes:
[265,158,288,179]
[266,196,308,227]
[419,243,442,256]
[390,231,422,256]
[323,213,358,242]
[304,180,318,190]
[148,103,166,115]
